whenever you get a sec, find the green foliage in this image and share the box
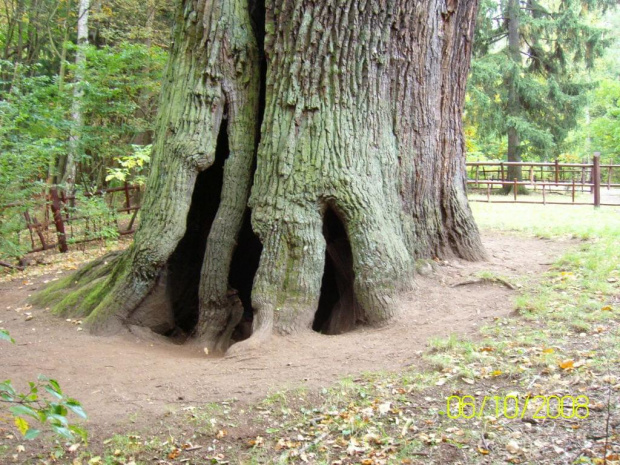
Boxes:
[89,0,176,47]
[0,329,14,343]
[560,9,620,161]
[466,0,615,161]
[70,193,122,243]
[106,144,152,186]
[0,0,174,79]
[0,0,172,262]
[0,0,75,75]
[74,43,165,185]
[0,61,67,259]
[0,41,165,261]
[589,78,620,157]
[0,331,87,442]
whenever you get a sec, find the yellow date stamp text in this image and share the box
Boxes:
[444,395,590,420]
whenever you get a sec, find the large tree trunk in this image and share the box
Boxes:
[34,0,485,355]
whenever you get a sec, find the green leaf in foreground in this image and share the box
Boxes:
[0,329,14,343]
[66,400,87,419]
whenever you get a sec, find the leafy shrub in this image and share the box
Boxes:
[0,330,88,442]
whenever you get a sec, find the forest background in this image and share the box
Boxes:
[0,0,619,263]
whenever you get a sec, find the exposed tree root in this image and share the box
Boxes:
[30,251,123,319]
[451,277,517,290]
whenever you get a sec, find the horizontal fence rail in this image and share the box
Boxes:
[466,153,620,208]
[4,182,143,256]
[3,155,618,262]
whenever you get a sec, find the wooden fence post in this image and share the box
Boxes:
[513,178,518,201]
[23,211,48,250]
[593,153,601,208]
[50,188,69,253]
[23,212,36,249]
[124,182,131,210]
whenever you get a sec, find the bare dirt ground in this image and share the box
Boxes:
[0,232,576,435]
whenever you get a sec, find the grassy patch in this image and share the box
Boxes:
[471,202,620,240]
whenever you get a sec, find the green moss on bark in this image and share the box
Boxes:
[32,0,486,353]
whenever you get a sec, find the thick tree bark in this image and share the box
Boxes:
[35,0,260,339]
[34,0,485,354]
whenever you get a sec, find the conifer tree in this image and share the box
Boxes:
[467,0,615,192]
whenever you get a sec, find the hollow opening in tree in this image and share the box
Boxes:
[313,208,359,335]
[228,209,262,343]
[165,119,229,335]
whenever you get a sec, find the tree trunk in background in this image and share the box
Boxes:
[47,1,73,188]
[35,0,485,355]
[504,0,522,193]
[57,0,73,93]
[58,0,90,193]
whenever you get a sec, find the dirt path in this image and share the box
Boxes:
[0,232,575,432]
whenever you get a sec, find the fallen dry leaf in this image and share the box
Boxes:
[248,436,264,447]
[506,440,520,454]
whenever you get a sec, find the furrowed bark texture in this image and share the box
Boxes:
[37,0,259,336]
[392,0,485,260]
[244,0,484,345]
[36,0,485,352]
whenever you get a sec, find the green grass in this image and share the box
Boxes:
[471,202,620,239]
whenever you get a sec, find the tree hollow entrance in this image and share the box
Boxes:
[165,127,228,336]
[313,208,359,335]
[228,210,262,343]
[162,117,261,344]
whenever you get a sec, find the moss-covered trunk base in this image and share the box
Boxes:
[32,0,487,356]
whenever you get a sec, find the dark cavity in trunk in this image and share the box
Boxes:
[165,118,229,334]
[229,209,262,342]
[313,208,359,335]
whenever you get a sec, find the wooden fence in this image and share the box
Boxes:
[4,155,618,263]
[467,153,620,207]
[17,182,142,255]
